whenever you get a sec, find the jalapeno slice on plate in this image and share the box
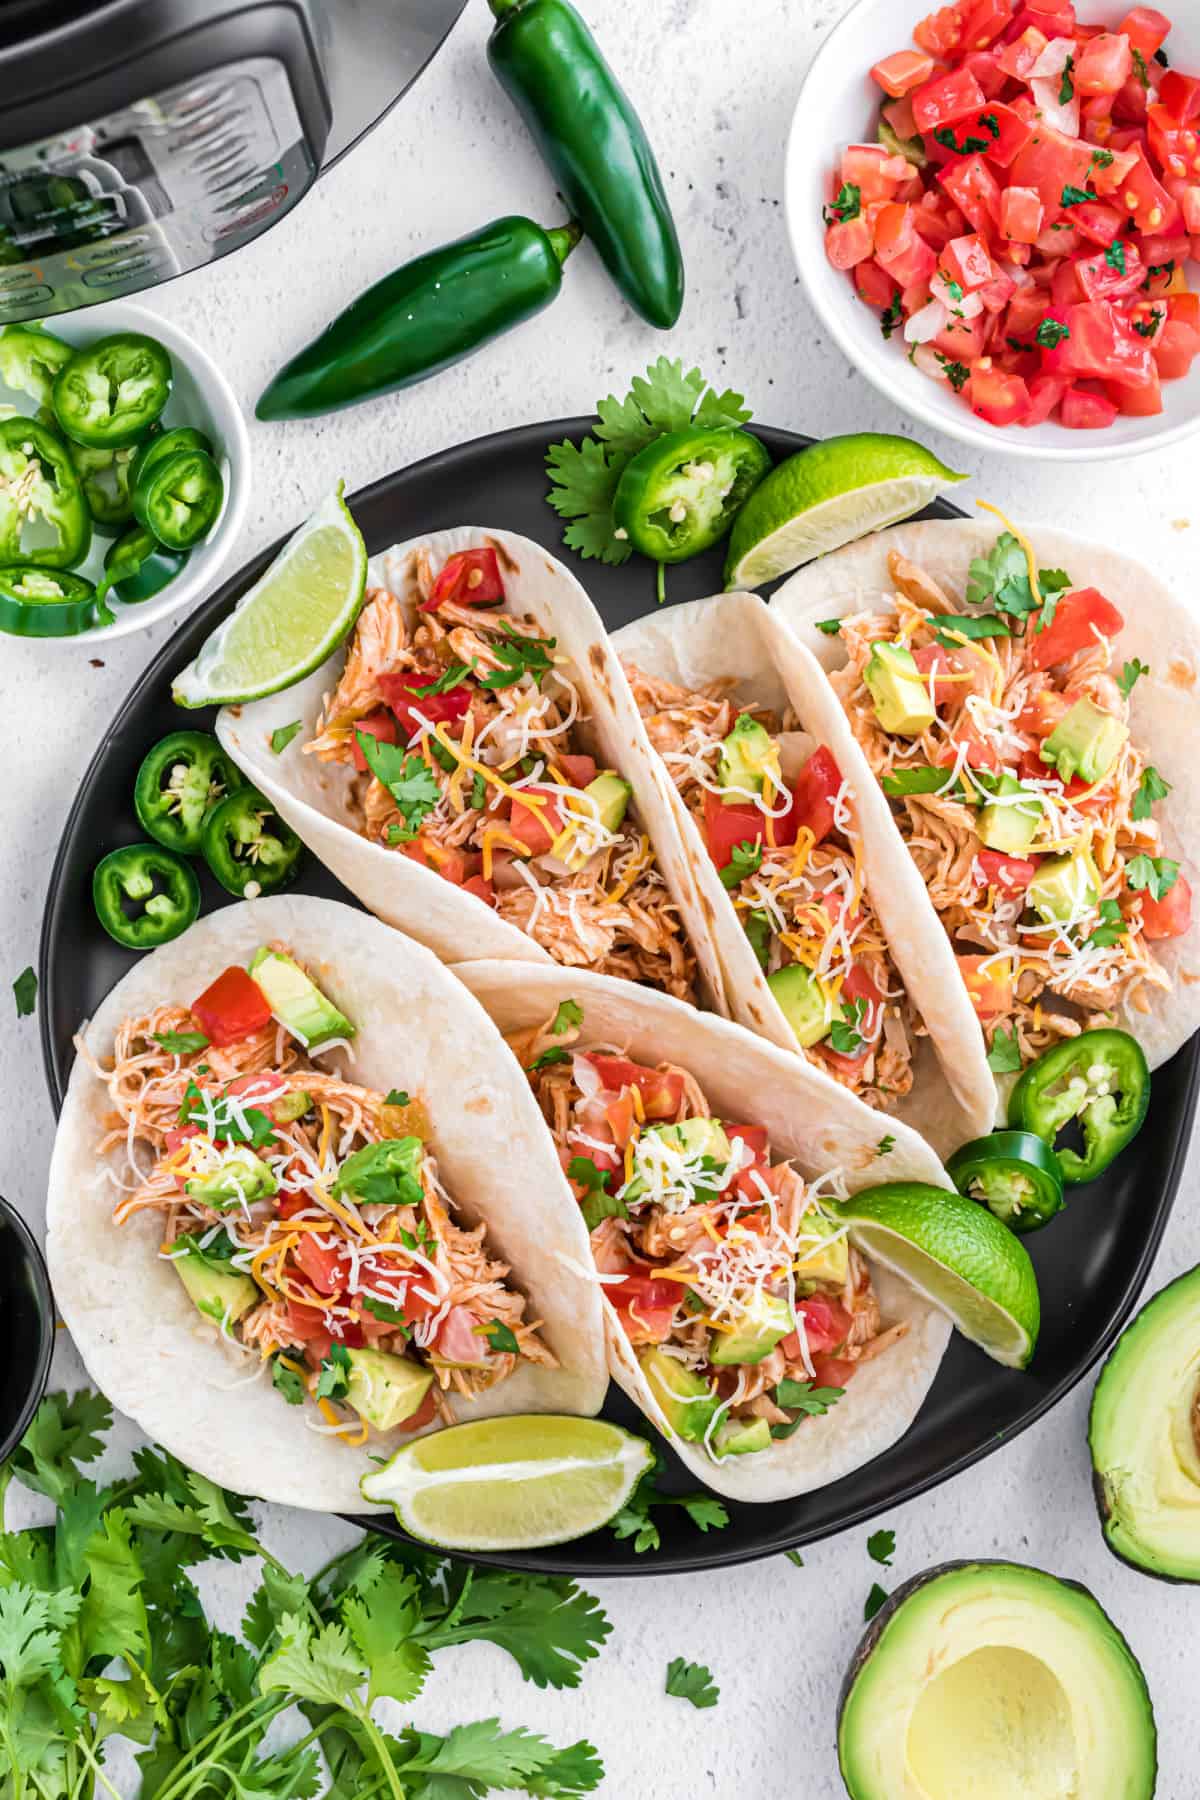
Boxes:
[0,417,91,567]
[52,332,172,448]
[0,563,96,638]
[134,730,245,855]
[99,525,189,606]
[612,426,771,564]
[0,324,73,408]
[129,425,214,491]
[132,448,224,550]
[92,843,201,949]
[1007,1028,1151,1185]
[946,1131,1065,1235]
[201,787,302,897]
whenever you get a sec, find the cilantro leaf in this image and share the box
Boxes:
[479,1318,520,1356]
[362,1295,409,1328]
[785,1549,805,1567]
[341,1561,430,1705]
[877,1134,895,1157]
[815,617,843,635]
[567,1156,627,1232]
[966,532,1065,624]
[259,1610,366,1708]
[394,1719,603,1796]
[986,1026,1023,1073]
[934,613,1011,648]
[12,965,35,1018]
[880,293,902,339]
[412,663,471,698]
[154,1028,210,1055]
[1117,658,1149,698]
[384,1088,411,1107]
[552,998,583,1035]
[822,181,862,225]
[932,125,991,155]
[271,1355,306,1405]
[608,1449,729,1554]
[1060,184,1094,207]
[867,1528,896,1566]
[936,354,970,392]
[270,721,302,755]
[479,626,556,691]
[1132,45,1150,87]
[316,1343,352,1401]
[7,1389,111,1501]
[1058,54,1075,103]
[333,1136,424,1209]
[530,1045,570,1071]
[865,1581,890,1621]
[1036,317,1070,348]
[1133,307,1164,337]
[1088,898,1127,949]
[744,908,772,969]
[1127,854,1179,902]
[720,838,763,889]
[545,436,629,565]
[773,1380,845,1416]
[828,997,869,1057]
[1105,238,1127,274]
[665,1656,720,1709]
[357,731,441,840]
[1132,765,1170,823]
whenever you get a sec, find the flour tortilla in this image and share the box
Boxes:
[770,519,1200,1078]
[455,960,953,1504]
[216,527,727,1014]
[47,896,607,1512]
[613,591,996,1155]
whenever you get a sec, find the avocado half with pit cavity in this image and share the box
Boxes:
[1090,1263,1200,1582]
[838,1560,1156,1800]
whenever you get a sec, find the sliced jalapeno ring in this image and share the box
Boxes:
[0,325,73,408]
[52,331,173,449]
[99,524,189,606]
[132,447,224,550]
[946,1131,1065,1235]
[129,425,214,491]
[201,787,302,897]
[0,416,91,566]
[67,440,136,529]
[612,426,771,564]
[92,843,201,949]
[134,730,245,855]
[1007,1028,1150,1186]
[0,563,96,638]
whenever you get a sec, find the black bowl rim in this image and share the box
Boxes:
[0,1191,55,1466]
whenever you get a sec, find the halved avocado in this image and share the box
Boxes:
[838,1560,1156,1799]
[1090,1264,1200,1583]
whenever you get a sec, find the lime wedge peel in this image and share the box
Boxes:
[172,483,367,708]
[360,1414,654,1552]
[834,1185,1040,1371]
[724,433,966,591]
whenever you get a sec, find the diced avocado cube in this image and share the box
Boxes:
[1028,846,1102,926]
[172,1241,258,1327]
[649,1116,733,1163]
[248,947,355,1050]
[717,713,782,797]
[767,962,843,1050]
[184,1143,278,1209]
[552,772,633,870]
[345,1347,434,1432]
[709,1290,793,1367]
[584,772,631,833]
[1041,698,1128,787]
[793,1211,849,1286]
[272,1088,312,1124]
[863,642,936,737]
[978,773,1043,856]
[713,1416,772,1457]
[639,1346,720,1443]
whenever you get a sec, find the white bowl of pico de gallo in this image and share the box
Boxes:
[786,0,1200,459]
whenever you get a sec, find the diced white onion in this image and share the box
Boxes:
[1031,76,1079,137]
[1030,36,1076,80]
[905,297,949,343]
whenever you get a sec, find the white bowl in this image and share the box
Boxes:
[785,0,1200,462]
[0,298,250,641]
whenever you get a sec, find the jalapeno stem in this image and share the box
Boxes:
[546,219,584,265]
[655,561,666,606]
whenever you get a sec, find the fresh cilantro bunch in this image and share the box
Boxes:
[0,1390,609,1799]
[546,358,753,565]
[965,533,1071,630]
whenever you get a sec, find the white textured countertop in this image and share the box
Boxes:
[3,1,1199,1793]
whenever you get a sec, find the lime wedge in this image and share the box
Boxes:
[360,1414,653,1551]
[832,1183,1040,1370]
[724,433,965,590]
[172,484,366,707]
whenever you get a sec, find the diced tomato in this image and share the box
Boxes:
[1181,186,1200,233]
[915,4,967,57]
[962,49,1008,98]
[997,27,1049,81]
[1027,586,1125,668]
[871,49,937,97]
[961,0,1015,48]
[1000,185,1044,242]
[1004,4,1075,38]
[1109,365,1164,413]
[1009,128,1096,213]
[400,840,473,886]
[843,144,912,199]
[1087,144,1141,198]
[780,746,843,848]
[421,547,504,612]
[293,1232,349,1298]
[914,642,967,704]
[810,1353,861,1390]
[958,953,1013,1018]
[1118,7,1170,57]
[931,310,990,361]
[1153,318,1200,379]
[607,1274,680,1345]
[555,752,597,789]
[396,1387,439,1432]
[825,215,874,270]
[1139,871,1193,939]
[1120,148,1182,236]
[874,203,938,286]
[783,1294,855,1358]
[703,787,766,873]
[1168,292,1200,329]
[1069,200,1125,247]
[1021,371,1069,424]
[378,670,472,739]
[1160,71,1200,124]
[508,786,563,856]
[1075,33,1133,97]
[1062,300,1154,386]
[978,849,1041,891]
[725,1123,769,1162]
[968,364,1032,425]
[462,873,496,906]
[164,1124,201,1155]
[943,232,994,290]
[1148,105,1200,181]
[191,965,272,1048]
[583,1055,686,1121]
[820,963,884,1077]
[435,1305,490,1365]
[913,66,988,133]
[938,153,1003,233]
[1017,746,1106,806]
[977,101,1036,167]
[1006,286,1052,339]
[284,1300,331,1343]
[1075,241,1146,302]
[1017,686,1071,735]
[350,708,398,772]
[855,257,901,312]
[936,719,1002,770]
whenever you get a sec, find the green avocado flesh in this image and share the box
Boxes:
[838,1561,1156,1799]
[1090,1264,1200,1582]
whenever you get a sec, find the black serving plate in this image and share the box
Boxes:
[0,1193,55,1464]
[39,419,1200,1574]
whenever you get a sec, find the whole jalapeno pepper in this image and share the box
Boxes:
[52,332,172,448]
[1007,1028,1150,1185]
[0,417,91,567]
[67,441,135,529]
[486,0,684,328]
[93,843,201,949]
[257,215,581,419]
[0,324,73,407]
[132,448,224,549]
[0,563,96,638]
[612,427,771,563]
[201,787,303,897]
[134,730,245,855]
[129,425,214,491]
[946,1130,1065,1235]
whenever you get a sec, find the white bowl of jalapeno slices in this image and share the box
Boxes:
[0,298,250,643]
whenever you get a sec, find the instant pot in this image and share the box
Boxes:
[0,0,466,323]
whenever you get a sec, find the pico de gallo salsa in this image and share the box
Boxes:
[824,3,1200,429]
[513,1001,907,1462]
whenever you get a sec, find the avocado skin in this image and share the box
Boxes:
[1088,1263,1200,1585]
[836,1558,1157,1792]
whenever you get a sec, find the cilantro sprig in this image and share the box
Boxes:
[567,1155,628,1231]
[966,532,1071,629]
[356,731,441,842]
[720,838,763,889]
[665,1656,720,1709]
[608,1447,729,1554]
[1127,854,1179,902]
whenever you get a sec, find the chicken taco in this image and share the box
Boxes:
[770,519,1200,1089]
[47,896,607,1511]
[216,529,720,1009]
[456,961,952,1503]
[614,590,994,1154]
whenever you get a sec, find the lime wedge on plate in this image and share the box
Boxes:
[832,1183,1040,1370]
[724,433,965,590]
[360,1414,653,1551]
[173,484,366,707]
